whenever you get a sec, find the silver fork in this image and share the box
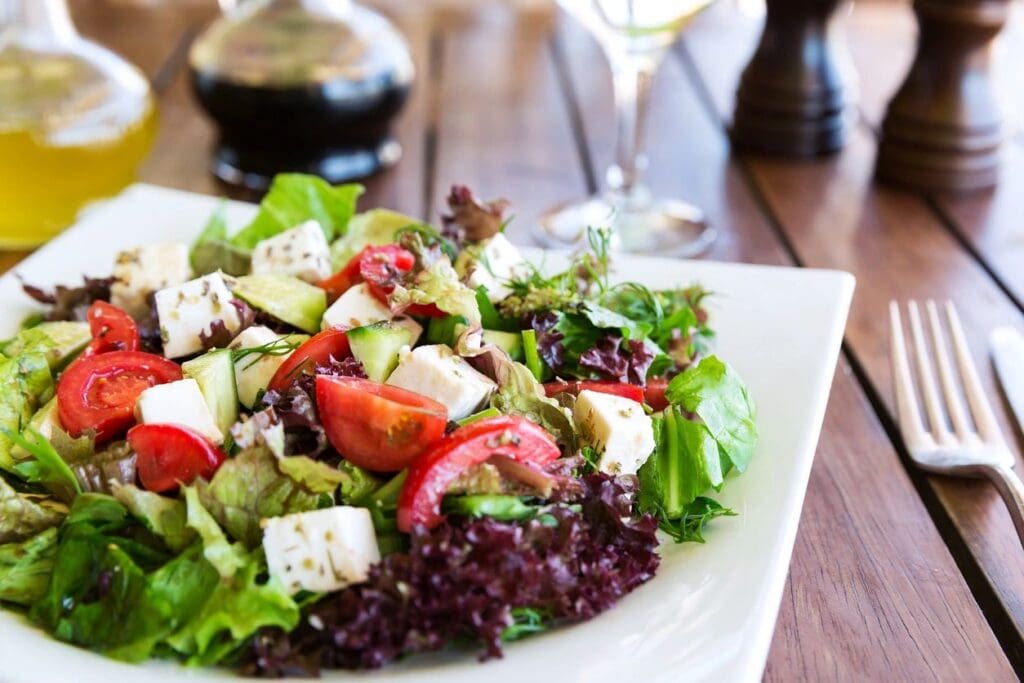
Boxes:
[890,300,1024,545]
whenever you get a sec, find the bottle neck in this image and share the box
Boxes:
[1,0,77,43]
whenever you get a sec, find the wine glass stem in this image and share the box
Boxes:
[607,52,660,203]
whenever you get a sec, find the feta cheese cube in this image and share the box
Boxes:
[155,272,242,359]
[573,389,655,475]
[110,243,192,319]
[465,233,529,303]
[135,378,224,445]
[229,326,295,409]
[250,220,332,284]
[321,282,422,343]
[262,506,381,594]
[386,344,496,420]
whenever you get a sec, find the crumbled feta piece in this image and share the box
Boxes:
[110,243,192,319]
[321,282,422,343]
[229,326,294,409]
[262,506,381,594]
[154,272,242,359]
[573,389,655,475]
[465,233,529,303]
[250,220,332,284]
[135,378,223,445]
[386,344,496,420]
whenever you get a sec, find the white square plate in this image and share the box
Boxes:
[0,185,854,683]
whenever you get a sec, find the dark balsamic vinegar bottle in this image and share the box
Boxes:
[189,0,414,191]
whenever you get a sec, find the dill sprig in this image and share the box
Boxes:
[231,337,301,370]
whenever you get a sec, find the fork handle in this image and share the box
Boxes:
[977,463,1024,546]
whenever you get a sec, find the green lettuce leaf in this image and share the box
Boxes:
[329,208,423,269]
[638,408,722,520]
[0,477,65,543]
[194,446,325,547]
[111,483,194,553]
[183,487,244,579]
[0,352,54,472]
[31,494,217,661]
[190,204,252,276]
[0,322,91,371]
[483,350,575,450]
[657,497,736,544]
[389,258,482,330]
[664,355,757,473]
[230,174,363,249]
[164,550,299,666]
[8,427,81,502]
[638,409,735,543]
[0,527,58,606]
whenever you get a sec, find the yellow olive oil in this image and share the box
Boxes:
[0,46,156,247]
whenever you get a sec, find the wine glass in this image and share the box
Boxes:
[537,0,717,256]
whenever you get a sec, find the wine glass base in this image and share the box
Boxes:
[535,196,716,257]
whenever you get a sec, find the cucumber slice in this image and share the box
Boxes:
[1,321,91,370]
[426,315,468,347]
[233,274,327,334]
[348,322,414,382]
[482,329,523,361]
[182,348,239,435]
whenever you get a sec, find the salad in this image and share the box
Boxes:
[0,175,757,676]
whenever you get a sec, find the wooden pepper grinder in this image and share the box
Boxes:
[876,0,1010,192]
[732,0,854,157]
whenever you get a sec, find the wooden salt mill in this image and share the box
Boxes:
[732,0,854,157]
[876,0,1010,192]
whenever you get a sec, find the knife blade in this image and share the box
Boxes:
[991,326,1024,433]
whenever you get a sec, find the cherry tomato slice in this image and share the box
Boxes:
[129,424,227,493]
[359,245,415,288]
[644,378,670,411]
[397,415,560,532]
[316,375,448,472]
[57,351,182,443]
[318,245,415,303]
[84,301,140,356]
[317,257,363,302]
[543,380,644,404]
[267,327,351,394]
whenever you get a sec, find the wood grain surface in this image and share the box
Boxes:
[15,0,1022,679]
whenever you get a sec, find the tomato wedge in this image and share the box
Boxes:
[84,301,140,356]
[318,245,416,302]
[397,415,560,532]
[317,376,448,472]
[543,380,644,404]
[267,327,351,393]
[644,377,670,411]
[129,424,227,493]
[57,351,182,443]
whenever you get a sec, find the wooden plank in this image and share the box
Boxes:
[431,4,588,243]
[682,0,1024,663]
[553,8,1013,679]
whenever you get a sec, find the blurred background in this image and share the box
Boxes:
[2,0,1023,254]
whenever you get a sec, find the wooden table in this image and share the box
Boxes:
[25,0,1024,678]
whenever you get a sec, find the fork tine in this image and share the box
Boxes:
[907,301,952,442]
[944,301,1002,442]
[925,300,972,438]
[890,301,929,447]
